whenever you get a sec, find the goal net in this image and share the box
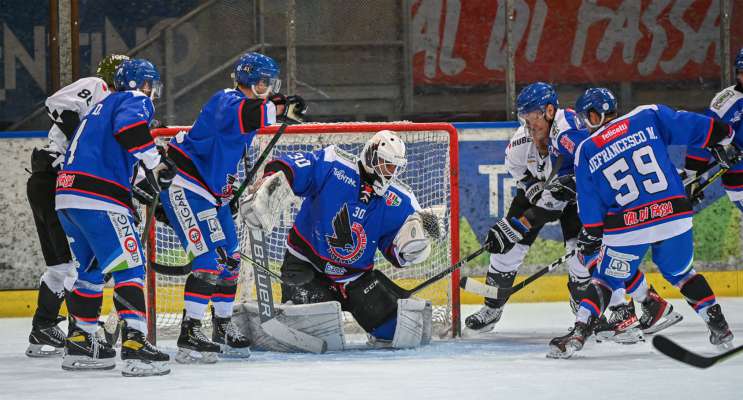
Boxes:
[143,122,460,341]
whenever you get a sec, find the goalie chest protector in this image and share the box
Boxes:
[277,145,421,282]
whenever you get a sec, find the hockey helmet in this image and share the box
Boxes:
[96,54,130,89]
[114,59,162,100]
[232,52,281,98]
[574,87,618,130]
[360,130,407,196]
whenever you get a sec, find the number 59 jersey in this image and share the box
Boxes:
[574,104,733,246]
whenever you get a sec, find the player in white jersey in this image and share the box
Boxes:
[465,83,592,333]
[25,54,129,357]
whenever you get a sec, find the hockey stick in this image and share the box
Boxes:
[458,250,575,300]
[652,335,743,368]
[403,246,488,297]
[228,122,288,210]
[245,227,327,354]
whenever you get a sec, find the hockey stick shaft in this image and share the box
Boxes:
[228,122,288,209]
[405,246,487,297]
[652,335,743,368]
[459,250,575,300]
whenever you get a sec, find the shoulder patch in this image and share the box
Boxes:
[711,89,736,111]
[559,133,576,154]
[332,146,357,163]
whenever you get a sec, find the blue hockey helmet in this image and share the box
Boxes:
[114,59,162,100]
[516,82,559,117]
[735,47,743,74]
[232,52,281,98]
[574,87,617,130]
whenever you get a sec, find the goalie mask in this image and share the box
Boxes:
[360,130,407,196]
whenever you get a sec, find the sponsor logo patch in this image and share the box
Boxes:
[385,191,401,207]
[56,173,75,188]
[170,186,207,257]
[711,89,735,111]
[333,168,357,187]
[197,208,225,243]
[108,212,142,268]
[324,263,347,276]
[603,248,639,279]
[559,134,575,154]
[592,119,630,147]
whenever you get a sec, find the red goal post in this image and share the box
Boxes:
[144,122,461,341]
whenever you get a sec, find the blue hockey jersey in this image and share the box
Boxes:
[168,89,275,205]
[55,90,159,217]
[549,108,590,177]
[265,145,420,283]
[575,104,734,246]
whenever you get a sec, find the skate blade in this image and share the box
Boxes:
[122,359,171,377]
[716,340,734,351]
[218,344,252,359]
[61,354,116,371]
[26,343,63,358]
[176,348,218,364]
[642,312,683,335]
[595,329,644,345]
[546,342,581,359]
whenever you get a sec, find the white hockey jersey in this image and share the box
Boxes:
[505,125,552,185]
[45,76,110,156]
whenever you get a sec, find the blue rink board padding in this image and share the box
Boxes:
[0,123,726,243]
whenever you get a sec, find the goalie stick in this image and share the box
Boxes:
[652,335,743,368]
[245,227,327,354]
[458,250,575,300]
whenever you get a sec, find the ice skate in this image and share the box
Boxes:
[547,319,594,359]
[593,302,644,344]
[703,304,734,350]
[638,286,682,334]
[61,321,116,371]
[464,305,504,333]
[120,322,170,377]
[26,315,66,358]
[176,311,219,364]
[211,309,251,358]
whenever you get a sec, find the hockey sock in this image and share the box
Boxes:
[184,271,217,320]
[577,280,612,323]
[113,277,147,334]
[626,269,648,302]
[483,269,517,308]
[68,282,104,334]
[679,273,717,314]
[212,278,238,318]
[608,288,627,308]
[33,281,65,325]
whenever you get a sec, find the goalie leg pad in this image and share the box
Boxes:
[390,298,433,349]
[232,301,345,352]
[345,270,405,333]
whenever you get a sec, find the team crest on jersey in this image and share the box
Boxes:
[385,191,401,207]
[56,173,75,188]
[326,203,367,264]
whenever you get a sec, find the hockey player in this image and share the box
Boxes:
[548,87,737,358]
[55,59,174,375]
[157,51,305,363]
[465,82,591,333]
[684,47,743,208]
[25,54,129,357]
[242,130,436,348]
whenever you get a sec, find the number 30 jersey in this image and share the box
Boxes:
[264,145,420,283]
[574,104,734,246]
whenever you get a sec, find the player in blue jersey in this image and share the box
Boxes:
[55,59,175,375]
[155,51,306,363]
[684,47,743,209]
[243,130,437,348]
[548,87,737,358]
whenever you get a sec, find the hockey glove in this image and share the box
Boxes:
[709,143,742,170]
[680,169,704,206]
[520,173,544,205]
[484,217,529,254]
[393,213,432,266]
[546,174,577,202]
[216,247,240,273]
[576,228,602,257]
[285,95,307,122]
[154,156,177,191]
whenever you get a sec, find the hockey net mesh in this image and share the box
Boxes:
[145,122,459,338]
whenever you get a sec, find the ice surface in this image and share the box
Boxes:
[1,299,741,400]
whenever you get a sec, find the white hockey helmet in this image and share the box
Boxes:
[360,130,407,196]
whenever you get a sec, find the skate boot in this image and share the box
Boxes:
[702,304,734,350]
[464,269,514,332]
[120,322,170,377]
[61,320,116,371]
[593,302,644,344]
[176,311,220,364]
[547,318,594,359]
[27,315,66,357]
[464,305,504,332]
[638,286,682,334]
[211,307,251,358]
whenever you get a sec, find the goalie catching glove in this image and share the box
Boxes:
[241,171,298,232]
[393,213,432,266]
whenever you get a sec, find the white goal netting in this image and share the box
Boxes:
[143,122,460,339]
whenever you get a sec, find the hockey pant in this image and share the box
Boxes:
[160,185,240,320]
[579,228,717,321]
[280,251,403,340]
[58,208,147,334]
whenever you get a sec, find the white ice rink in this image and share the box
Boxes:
[1,299,742,400]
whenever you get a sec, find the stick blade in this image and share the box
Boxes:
[652,335,717,369]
